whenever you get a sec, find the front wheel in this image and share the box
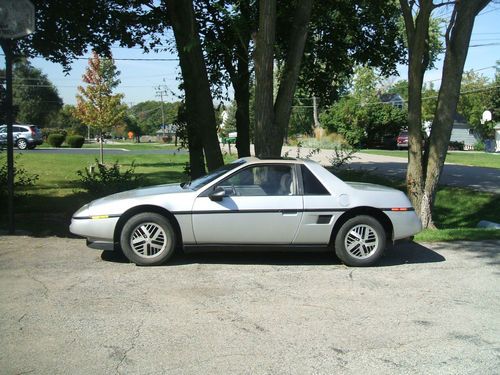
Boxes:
[16,138,28,150]
[334,215,386,267]
[120,213,176,266]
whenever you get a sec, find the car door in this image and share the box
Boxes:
[192,163,303,244]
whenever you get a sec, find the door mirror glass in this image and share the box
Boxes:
[209,186,226,201]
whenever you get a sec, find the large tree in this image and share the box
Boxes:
[75,52,126,163]
[196,0,404,158]
[164,0,225,178]
[400,0,491,228]
[0,61,63,127]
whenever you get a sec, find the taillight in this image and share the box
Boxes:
[30,126,36,137]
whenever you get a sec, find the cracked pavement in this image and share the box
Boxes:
[0,236,499,374]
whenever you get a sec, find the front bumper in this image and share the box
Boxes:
[69,216,119,243]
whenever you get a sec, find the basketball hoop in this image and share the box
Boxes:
[0,0,35,39]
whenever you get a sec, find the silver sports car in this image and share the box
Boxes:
[70,157,422,266]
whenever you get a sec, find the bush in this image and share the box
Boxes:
[47,133,65,147]
[448,141,464,151]
[0,152,39,200]
[473,140,485,151]
[66,135,85,148]
[42,128,68,140]
[77,159,145,196]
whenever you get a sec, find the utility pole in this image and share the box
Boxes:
[155,86,167,133]
[313,96,320,128]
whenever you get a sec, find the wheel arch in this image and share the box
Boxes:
[330,206,393,245]
[113,205,183,248]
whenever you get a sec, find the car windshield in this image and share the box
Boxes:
[183,159,246,191]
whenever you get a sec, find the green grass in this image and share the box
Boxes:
[415,228,500,242]
[361,149,500,169]
[39,141,178,150]
[1,153,499,241]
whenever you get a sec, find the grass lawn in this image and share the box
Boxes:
[39,141,178,150]
[1,153,499,242]
[361,149,500,169]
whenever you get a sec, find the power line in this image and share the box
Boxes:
[0,54,179,62]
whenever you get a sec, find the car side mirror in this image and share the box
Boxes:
[209,186,226,202]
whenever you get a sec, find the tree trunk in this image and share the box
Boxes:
[400,0,433,215]
[400,0,490,228]
[166,0,224,175]
[274,0,313,153]
[254,0,277,158]
[234,62,251,157]
[420,0,490,228]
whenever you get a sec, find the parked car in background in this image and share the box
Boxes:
[396,131,409,149]
[0,124,43,150]
[70,157,422,267]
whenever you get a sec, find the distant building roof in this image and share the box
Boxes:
[156,124,178,134]
[379,93,404,103]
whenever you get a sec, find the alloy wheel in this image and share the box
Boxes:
[130,222,168,258]
[344,224,379,259]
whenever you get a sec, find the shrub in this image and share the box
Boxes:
[473,140,485,151]
[66,135,85,148]
[77,159,145,196]
[47,133,65,147]
[42,128,68,140]
[0,152,39,200]
[448,141,464,151]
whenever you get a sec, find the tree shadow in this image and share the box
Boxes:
[100,241,445,267]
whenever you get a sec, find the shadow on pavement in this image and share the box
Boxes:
[100,241,445,267]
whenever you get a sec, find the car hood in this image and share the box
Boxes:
[92,183,187,205]
[75,183,196,217]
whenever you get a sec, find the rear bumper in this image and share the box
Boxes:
[386,211,422,240]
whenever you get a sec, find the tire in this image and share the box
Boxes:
[334,215,386,267]
[17,138,28,150]
[120,212,176,266]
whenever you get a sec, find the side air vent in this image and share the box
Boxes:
[317,215,332,224]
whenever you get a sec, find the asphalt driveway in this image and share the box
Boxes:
[0,236,498,374]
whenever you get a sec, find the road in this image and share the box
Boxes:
[0,236,499,374]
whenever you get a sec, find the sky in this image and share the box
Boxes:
[6,3,500,107]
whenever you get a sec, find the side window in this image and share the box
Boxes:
[301,165,330,195]
[218,165,295,196]
[13,126,24,133]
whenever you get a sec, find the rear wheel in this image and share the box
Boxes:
[335,215,386,267]
[16,138,28,150]
[120,213,176,266]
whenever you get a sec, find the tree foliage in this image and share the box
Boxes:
[128,101,180,135]
[320,66,407,146]
[0,61,63,127]
[457,70,496,138]
[75,52,126,163]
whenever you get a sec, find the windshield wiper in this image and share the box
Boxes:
[180,181,191,189]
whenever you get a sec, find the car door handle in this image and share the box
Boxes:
[281,210,298,215]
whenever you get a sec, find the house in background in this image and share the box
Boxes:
[424,114,481,150]
[379,93,404,109]
[156,124,178,142]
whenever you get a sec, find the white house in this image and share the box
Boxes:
[424,114,481,150]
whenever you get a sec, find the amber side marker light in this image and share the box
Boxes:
[391,208,409,212]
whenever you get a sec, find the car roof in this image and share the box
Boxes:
[238,156,309,165]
